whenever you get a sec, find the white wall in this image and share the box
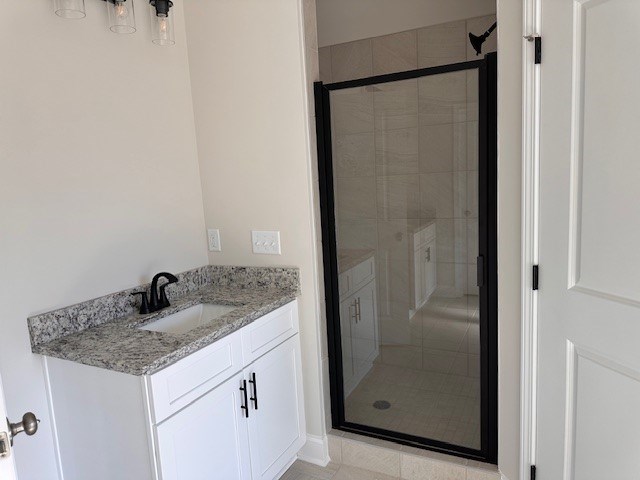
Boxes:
[496,0,523,478]
[0,1,207,478]
[316,0,496,47]
[183,0,326,449]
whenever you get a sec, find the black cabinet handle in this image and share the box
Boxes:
[239,380,249,418]
[249,373,259,410]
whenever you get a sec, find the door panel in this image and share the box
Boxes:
[537,0,640,477]
[317,55,497,461]
[155,372,250,480]
[0,374,17,480]
[247,336,305,480]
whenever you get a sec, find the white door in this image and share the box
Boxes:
[155,371,251,480]
[0,373,18,480]
[537,0,640,478]
[246,336,305,480]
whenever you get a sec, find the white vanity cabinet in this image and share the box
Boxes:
[155,371,251,480]
[338,256,378,396]
[44,301,305,480]
[412,223,437,311]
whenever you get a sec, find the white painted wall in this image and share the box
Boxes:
[0,1,207,478]
[316,0,496,47]
[183,0,326,449]
[496,0,523,478]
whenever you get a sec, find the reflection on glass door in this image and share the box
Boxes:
[316,56,497,462]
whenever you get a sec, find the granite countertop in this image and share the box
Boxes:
[29,266,299,376]
[337,248,375,274]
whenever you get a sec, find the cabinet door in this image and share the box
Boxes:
[413,247,423,309]
[155,372,251,480]
[352,280,378,372]
[425,240,437,298]
[246,336,306,480]
[340,295,355,391]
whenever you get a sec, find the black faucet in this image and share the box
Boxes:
[131,271,179,314]
[149,272,179,312]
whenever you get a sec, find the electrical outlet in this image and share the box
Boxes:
[207,229,221,252]
[251,231,281,255]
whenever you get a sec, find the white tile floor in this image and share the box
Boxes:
[344,295,481,449]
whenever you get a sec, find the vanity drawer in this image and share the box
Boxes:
[241,301,298,365]
[148,329,243,423]
[350,256,374,292]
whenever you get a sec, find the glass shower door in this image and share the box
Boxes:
[316,56,496,461]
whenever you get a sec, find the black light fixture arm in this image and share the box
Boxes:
[150,0,173,16]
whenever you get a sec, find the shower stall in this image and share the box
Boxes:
[315,53,497,463]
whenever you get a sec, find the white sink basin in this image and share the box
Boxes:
[139,304,238,335]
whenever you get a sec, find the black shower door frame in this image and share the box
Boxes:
[314,53,498,464]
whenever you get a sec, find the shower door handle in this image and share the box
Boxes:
[477,256,485,287]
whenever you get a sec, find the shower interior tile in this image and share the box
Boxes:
[418,123,455,173]
[436,262,455,288]
[417,20,467,68]
[467,265,479,296]
[435,220,455,262]
[466,70,480,122]
[374,79,419,132]
[319,46,332,83]
[466,121,479,170]
[372,30,418,76]
[334,132,376,178]
[331,88,374,135]
[454,219,468,264]
[331,39,373,82]
[466,221,478,264]
[418,71,467,125]
[336,218,378,251]
[380,344,423,368]
[420,174,454,219]
[377,219,416,262]
[336,176,377,219]
[375,128,419,176]
[376,175,421,219]
[466,171,478,218]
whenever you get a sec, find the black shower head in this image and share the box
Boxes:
[468,22,497,56]
[469,33,485,56]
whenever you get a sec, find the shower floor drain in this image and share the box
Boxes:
[372,400,391,410]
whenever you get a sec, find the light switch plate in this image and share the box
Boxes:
[207,229,221,252]
[252,231,281,255]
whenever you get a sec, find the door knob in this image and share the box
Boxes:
[6,412,39,446]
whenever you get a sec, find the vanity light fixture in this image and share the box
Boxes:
[105,0,136,34]
[53,0,175,45]
[149,0,175,46]
[54,0,86,18]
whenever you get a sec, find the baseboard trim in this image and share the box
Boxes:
[297,434,329,467]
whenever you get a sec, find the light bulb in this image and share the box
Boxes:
[108,0,135,33]
[158,16,168,35]
[115,2,128,20]
[150,3,175,46]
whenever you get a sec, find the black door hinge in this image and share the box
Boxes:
[534,37,542,64]
[532,265,539,291]
[531,465,537,480]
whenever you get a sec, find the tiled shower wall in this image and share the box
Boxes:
[327,16,496,344]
